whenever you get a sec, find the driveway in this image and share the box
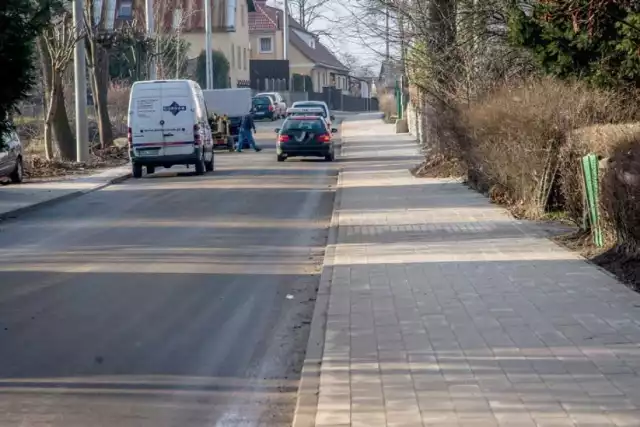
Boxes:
[0,138,337,426]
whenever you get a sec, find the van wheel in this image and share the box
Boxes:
[146,166,155,174]
[132,163,143,178]
[10,157,23,183]
[205,152,214,172]
[195,157,205,175]
[227,136,234,152]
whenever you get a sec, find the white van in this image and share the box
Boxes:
[128,79,214,178]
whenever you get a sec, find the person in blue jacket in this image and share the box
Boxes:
[237,109,262,152]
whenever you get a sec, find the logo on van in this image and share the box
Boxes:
[163,101,187,116]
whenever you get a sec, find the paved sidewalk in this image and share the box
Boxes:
[0,165,131,219]
[310,117,640,426]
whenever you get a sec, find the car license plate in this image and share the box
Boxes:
[255,111,264,115]
[138,149,159,156]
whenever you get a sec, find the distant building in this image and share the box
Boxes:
[248,0,349,92]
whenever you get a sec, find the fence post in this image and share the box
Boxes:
[582,153,603,247]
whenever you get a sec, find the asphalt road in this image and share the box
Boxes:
[0,135,337,426]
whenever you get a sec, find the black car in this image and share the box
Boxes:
[275,116,338,162]
[251,96,277,121]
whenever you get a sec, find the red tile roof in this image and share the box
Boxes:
[249,0,278,31]
[248,1,348,72]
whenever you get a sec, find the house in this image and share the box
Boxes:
[108,0,256,87]
[378,59,402,92]
[248,0,349,92]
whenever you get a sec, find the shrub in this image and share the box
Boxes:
[601,140,640,253]
[560,124,640,228]
[461,78,637,218]
[107,81,131,137]
[378,92,396,119]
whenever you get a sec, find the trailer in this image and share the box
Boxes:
[203,88,252,151]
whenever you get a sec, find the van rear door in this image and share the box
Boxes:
[159,83,195,157]
[130,84,165,157]
[130,81,195,158]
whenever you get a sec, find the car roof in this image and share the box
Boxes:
[293,100,325,105]
[287,116,325,121]
[287,107,324,112]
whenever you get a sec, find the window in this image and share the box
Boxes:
[243,48,247,70]
[283,119,325,132]
[241,5,245,26]
[231,43,235,67]
[259,37,273,53]
[237,46,241,69]
[117,0,132,18]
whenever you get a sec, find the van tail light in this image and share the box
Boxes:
[316,133,331,143]
[127,127,132,149]
[278,134,289,143]
[268,105,274,112]
[193,124,201,146]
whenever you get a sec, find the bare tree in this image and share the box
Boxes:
[287,0,333,31]
[84,0,114,149]
[40,8,81,160]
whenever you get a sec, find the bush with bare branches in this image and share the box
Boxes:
[460,78,639,219]
[107,81,131,138]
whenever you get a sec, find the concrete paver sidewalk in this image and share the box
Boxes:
[0,165,131,219]
[310,117,640,426]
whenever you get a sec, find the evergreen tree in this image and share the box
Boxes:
[0,0,56,139]
[196,50,230,89]
[508,0,640,88]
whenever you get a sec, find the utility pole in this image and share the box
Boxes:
[204,0,213,88]
[385,6,389,60]
[145,0,156,79]
[283,0,289,60]
[73,0,88,162]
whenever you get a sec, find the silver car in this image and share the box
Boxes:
[0,130,23,183]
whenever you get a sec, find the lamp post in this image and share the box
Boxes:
[205,0,213,88]
[73,0,88,162]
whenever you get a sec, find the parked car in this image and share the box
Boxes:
[0,129,23,184]
[275,115,338,162]
[256,92,287,118]
[252,96,277,121]
[128,79,214,178]
[290,100,335,129]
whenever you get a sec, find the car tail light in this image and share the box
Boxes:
[127,127,132,148]
[193,124,201,146]
[278,134,290,143]
[317,133,331,143]
[268,105,274,112]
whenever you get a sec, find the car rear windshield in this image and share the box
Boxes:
[283,119,326,132]
[253,97,271,105]
[294,104,327,116]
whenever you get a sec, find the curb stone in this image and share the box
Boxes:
[291,124,344,427]
[0,169,132,222]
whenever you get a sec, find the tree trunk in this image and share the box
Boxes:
[51,72,75,160]
[38,37,54,160]
[88,43,113,149]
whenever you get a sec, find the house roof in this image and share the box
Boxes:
[249,0,348,73]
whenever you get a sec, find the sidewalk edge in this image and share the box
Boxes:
[291,133,344,427]
[0,171,131,221]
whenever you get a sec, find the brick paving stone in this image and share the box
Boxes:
[313,117,640,426]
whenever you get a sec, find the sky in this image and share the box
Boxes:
[266,0,386,73]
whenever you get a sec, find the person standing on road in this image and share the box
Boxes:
[237,109,262,152]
